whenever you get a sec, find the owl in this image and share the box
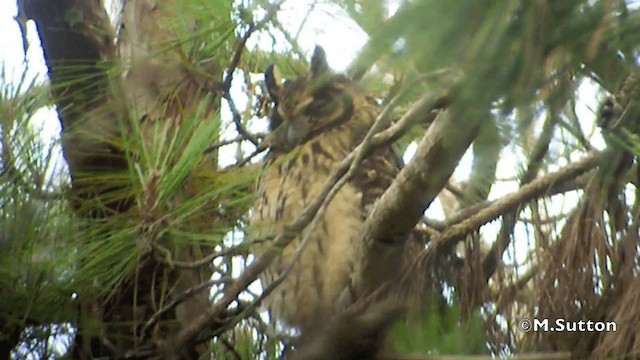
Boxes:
[251,46,404,336]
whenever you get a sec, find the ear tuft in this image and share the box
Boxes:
[264,64,283,101]
[309,46,330,80]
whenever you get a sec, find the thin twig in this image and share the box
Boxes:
[222,2,283,93]
[234,146,267,167]
[204,134,266,155]
[158,243,255,269]
[223,92,259,146]
[222,2,284,147]
[271,18,307,60]
[293,1,316,41]
[140,277,231,342]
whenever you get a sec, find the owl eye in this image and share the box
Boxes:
[304,97,334,116]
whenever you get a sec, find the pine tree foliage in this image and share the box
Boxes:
[3,0,640,358]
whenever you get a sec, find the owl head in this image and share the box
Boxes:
[263,46,361,152]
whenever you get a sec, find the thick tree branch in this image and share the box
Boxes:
[356,104,483,294]
[362,107,480,245]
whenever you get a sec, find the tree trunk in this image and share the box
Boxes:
[22,0,220,357]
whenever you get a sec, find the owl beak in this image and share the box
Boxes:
[262,123,292,152]
[261,116,309,152]
[287,121,305,145]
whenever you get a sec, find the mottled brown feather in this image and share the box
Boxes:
[251,47,405,335]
